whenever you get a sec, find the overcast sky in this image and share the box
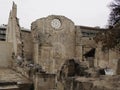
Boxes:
[0,0,112,29]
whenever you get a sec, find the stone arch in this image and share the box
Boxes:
[58,59,88,82]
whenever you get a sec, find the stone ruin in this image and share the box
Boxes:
[0,2,120,90]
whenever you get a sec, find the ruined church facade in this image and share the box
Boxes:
[4,2,100,73]
[32,15,79,73]
[0,2,120,90]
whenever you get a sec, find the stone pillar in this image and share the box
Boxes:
[75,26,83,62]
[75,45,83,61]
[33,42,39,64]
[117,60,120,75]
[6,2,21,55]
[94,42,109,68]
[94,42,102,67]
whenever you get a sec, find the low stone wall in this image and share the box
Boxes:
[64,76,120,90]
[34,73,56,90]
[0,41,12,67]
[0,83,32,90]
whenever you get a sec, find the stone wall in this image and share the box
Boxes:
[75,26,83,61]
[34,73,56,90]
[95,42,120,75]
[0,41,12,67]
[75,26,98,61]
[63,76,120,90]
[94,42,109,68]
[31,15,76,73]
[21,30,33,61]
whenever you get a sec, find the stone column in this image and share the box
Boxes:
[75,45,83,61]
[33,42,39,64]
[75,26,83,62]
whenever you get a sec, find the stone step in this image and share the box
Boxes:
[0,81,17,86]
[0,85,19,90]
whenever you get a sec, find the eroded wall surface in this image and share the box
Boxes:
[95,42,120,75]
[0,41,12,67]
[21,31,33,61]
[31,15,76,73]
[34,73,56,90]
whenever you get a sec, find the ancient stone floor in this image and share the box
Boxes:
[75,75,120,90]
[0,68,30,83]
[0,68,32,90]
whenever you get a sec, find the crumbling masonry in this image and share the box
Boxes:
[0,2,120,90]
